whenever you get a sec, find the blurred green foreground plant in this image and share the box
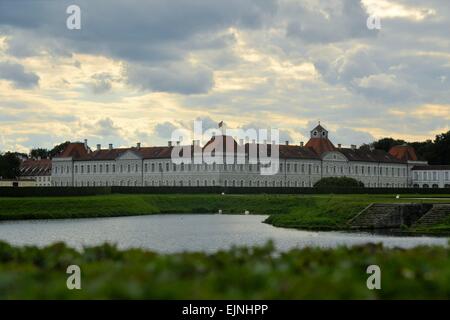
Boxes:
[0,241,449,299]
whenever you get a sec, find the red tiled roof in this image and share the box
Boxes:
[389,145,418,161]
[304,137,336,155]
[338,148,406,164]
[203,135,239,154]
[75,146,175,161]
[55,142,90,158]
[20,159,52,176]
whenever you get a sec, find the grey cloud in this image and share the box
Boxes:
[154,122,179,139]
[126,63,214,94]
[96,118,120,137]
[285,0,376,43]
[90,73,114,94]
[333,127,375,146]
[0,61,39,88]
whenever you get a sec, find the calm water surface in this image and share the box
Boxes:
[0,215,447,253]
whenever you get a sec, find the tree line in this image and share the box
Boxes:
[0,142,69,180]
[360,130,450,165]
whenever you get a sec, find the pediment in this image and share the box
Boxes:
[116,150,142,160]
[322,151,348,162]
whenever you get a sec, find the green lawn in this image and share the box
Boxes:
[0,241,449,299]
[0,193,449,232]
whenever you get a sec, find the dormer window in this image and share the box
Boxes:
[313,131,318,137]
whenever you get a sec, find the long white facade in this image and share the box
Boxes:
[51,124,418,188]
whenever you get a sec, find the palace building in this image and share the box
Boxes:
[50,123,450,188]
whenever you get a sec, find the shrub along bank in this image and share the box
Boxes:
[0,241,449,299]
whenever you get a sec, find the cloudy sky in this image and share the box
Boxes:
[0,0,449,152]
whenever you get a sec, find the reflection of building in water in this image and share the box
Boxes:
[50,123,447,188]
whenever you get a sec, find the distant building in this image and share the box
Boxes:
[19,158,52,186]
[0,179,36,187]
[411,165,450,188]
[50,123,446,188]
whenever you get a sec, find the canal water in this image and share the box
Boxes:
[0,215,447,253]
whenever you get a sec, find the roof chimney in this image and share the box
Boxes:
[109,144,113,150]
[168,141,172,147]
[84,139,88,149]
[351,144,357,150]
[300,141,304,147]
[338,144,342,149]
[96,144,101,151]
[176,141,180,146]
[137,142,141,149]
[285,141,289,146]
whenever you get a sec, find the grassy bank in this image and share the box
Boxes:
[0,241,449,299]
[0,194,449,232]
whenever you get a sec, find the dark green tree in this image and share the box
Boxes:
[49,141,70,157]
[30,148,49,159]
[314,177,364,188]
[0,152,21,179]
[371,138,406,152]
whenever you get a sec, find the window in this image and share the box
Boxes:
[135,164,138,172]
[151,163,155,172]
[127,165,131,172]
[112,164,115,173]
[106,165,109,173]
[93,165,96,173]
[145,163,148,172]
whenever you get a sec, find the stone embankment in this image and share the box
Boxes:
[347,203,450,229]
